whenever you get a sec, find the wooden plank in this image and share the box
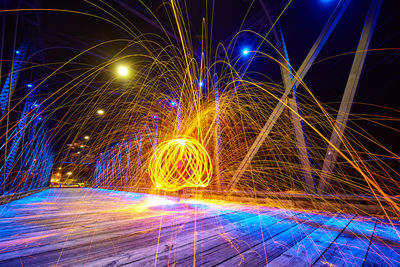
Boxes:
[81,209,300,266]
[0,189,278,266]
[267,214,355,266]
[0,209,280,266]
[131,210,309,266]
[314,216,377,266]
[0,204,250,260]
[364,220,400,266]
[212,212,335,266]
[0,188,397,267]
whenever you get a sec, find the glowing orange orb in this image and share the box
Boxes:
[148,138,213,191]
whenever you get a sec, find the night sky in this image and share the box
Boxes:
[1,0,399,154]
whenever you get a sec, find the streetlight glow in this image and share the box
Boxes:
[117,65,129,76]
[97,109,105,115]
[67,172,72,176]
[84,136,90,140]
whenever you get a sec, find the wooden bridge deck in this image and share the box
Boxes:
[0,188,399,266]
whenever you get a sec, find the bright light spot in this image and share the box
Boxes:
[117,65,129,76]
[153,115,157,119]
[198,81,204,87]
[84,136,90,140]
[38,117,42,120]
[67,172,72,176]
[33,103,39,108]
[15,50,20,54]
[77,151,81,154]
[176,139,186,146]
[58,167,62,170]
[170,101,176,106]
[97,109,105,115]
[27,84,33,88]
[80,145,84,148]
[242,48,249,55]
[145,196,175,207]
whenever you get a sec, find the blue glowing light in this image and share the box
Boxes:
[38,117,42,120]
[15,50,20,54]
[198,81,204,87]
[27,84,33,88]
[170,101,176,107]
[153,115,157,119]
[242,48,249,55]
[33,103,39,108]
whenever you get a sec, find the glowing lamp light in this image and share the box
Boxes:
[170,101,176,107]
[198,81,204,87]
[242,48,249,55]
[27,84,33,88]
[84,136,90,140]
[148,137,213,191]
[97,109,105,115]
[15,50,20,54]
[67,172,72,176]
[117,65,129,76]
[153,115,157,119]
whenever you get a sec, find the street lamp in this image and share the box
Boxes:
[97,109,105,115]
[67,172,72,176]
[117,65,129,77]
[84,136,90,140]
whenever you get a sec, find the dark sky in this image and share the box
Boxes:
[1,0,399,154]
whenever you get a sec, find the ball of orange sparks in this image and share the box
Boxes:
[148,138,213,191]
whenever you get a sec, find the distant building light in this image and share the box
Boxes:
[97,109,105,115]
[27,84,33,88]
[84,136,90,140]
